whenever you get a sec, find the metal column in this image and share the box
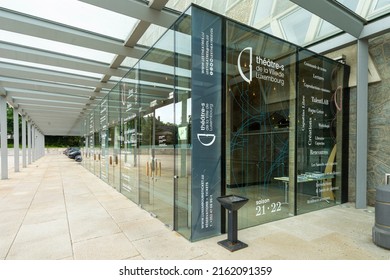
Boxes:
[27,120,32,165]
[13,108,20,172]
[22,114,27,168]
[356,38,369,209]
[0,96,8,179]
[32,126,35,162]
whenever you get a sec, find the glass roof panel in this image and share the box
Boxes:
[0,0,137,40]
[251,0,273,26]
[375,0,390,9]
[280,8,312,45]
[0,58,104,79]
[334,0,359,13]
[0,30,115,64]
[368,0,390,19]
[334,0,390,20]
[317,20,339,39]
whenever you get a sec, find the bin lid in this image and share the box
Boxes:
[376,185,390,202]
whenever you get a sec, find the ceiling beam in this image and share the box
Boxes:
[0,62,116,90]
[79,0,178,27]
[0,8,146,58]
[0,42,129,77]
[291,0,366,38]
[307,15,390,53]
[99,0,170,83]
[8,89,99,102]
[0,77,105,98]
[12,98,86,108]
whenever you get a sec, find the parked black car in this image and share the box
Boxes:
[68,148,81,159]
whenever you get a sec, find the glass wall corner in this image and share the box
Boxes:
[188,5,224,241]
[225,18,297,229]
[78,3,351,243]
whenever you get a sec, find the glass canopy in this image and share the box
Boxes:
[1,0,390,136]
[0,0,138,40]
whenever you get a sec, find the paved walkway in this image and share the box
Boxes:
[0,152,389,260]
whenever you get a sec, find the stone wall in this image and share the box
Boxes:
[345,33,390,206]
[366,33,390,205]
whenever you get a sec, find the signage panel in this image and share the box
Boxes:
[297,49,344,208]
[191,7,222,240]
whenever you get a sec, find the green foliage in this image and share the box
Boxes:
[4,104,81,148]
[45,136,81,147]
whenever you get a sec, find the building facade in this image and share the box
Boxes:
[80,5,350,241]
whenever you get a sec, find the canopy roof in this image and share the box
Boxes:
[1,0,389,135]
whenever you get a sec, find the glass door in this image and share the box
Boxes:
[173,9,192,239]
[121,115,139,204]
[139,101,175,228]
[174,93,192,239]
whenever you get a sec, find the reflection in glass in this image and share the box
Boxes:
[137,26,175,228]
[226,20,296,230]
[296,49,348,214]
[174,10,192,240]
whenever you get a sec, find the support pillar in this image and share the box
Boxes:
[0,96,8,179]
[356,38,369,209]
[13,108,20,172]
[32,126,35,162]
[28,121,32,165]
[22,114,27,168]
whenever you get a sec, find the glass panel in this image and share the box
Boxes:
[108,84,121,191]
[335,0,359,12]
[94,106,101,178]
[100,97,109,183]
[0,58,103,79]
[317,20,339,39]
[82,114,93,173]
[138,29,175,227]
[375,0,390,9]
[120,66,140,204]
[296,49,347,214]
[280,8,312,45]
[190,6,223,240]
[368,0,390,19]
[0,30,115,64]
[225,19,296,229]
[174,11,192,240]
[251,0,273,25]
[1,0,138,40]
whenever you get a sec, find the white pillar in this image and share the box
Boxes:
[32,126,35,162]
[0,96,8,179]
[22,114,27,168]
[28,121,32,165]
[13,108,20,172]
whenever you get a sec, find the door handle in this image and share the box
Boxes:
[174,175,179,179]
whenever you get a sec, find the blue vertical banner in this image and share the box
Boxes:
[191,7,222,241]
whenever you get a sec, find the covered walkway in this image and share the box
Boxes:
[0,151,388,260]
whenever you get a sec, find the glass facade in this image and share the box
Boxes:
[225,20,297,227]
[81,5,350,241]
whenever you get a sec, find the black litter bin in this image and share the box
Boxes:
[217,195,249,252]
[372,185,390,249]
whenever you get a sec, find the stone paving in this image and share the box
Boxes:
[0,152,389,260]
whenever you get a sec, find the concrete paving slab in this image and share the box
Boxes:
[0,153,389,260]
[73,232,139,260]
